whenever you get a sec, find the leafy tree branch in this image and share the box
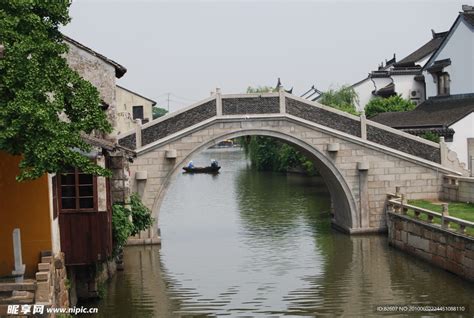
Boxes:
[0,1,112,180]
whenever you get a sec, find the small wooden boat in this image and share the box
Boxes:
[182,166,221,173]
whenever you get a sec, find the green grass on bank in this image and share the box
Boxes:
[406,200,474,236]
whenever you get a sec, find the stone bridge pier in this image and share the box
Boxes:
[118,89,467,243]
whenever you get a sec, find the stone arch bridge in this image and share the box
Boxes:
[117,89,466,241]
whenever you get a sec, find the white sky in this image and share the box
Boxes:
[62,0,470,111]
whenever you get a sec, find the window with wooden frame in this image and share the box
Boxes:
[58,168,98,212]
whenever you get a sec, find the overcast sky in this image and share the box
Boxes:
[62,0,469,112]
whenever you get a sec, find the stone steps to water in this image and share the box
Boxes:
[0,279,36,292]
[0,291,35,304]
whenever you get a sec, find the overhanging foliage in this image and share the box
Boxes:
[0,1,112,180]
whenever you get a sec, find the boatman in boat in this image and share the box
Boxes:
[210,159,219,168]
[188,160,194,168]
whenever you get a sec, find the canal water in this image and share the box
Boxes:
[93,148,474,317]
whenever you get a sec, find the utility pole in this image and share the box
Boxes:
[166,93,170,112]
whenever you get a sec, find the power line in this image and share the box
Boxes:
[169,93,197,102]
[151,92,197,104]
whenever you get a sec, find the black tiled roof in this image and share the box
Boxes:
[394,31,447,67]
[370,71,390,78]
[400,127,455,140]
[373,82,396,97]
[462,12,474,27]
[426,58,451,73]
[116,85,157,106]
[370,94,474,128]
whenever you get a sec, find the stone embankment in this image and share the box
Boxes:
[386,195,474,282]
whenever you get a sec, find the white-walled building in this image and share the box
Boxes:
[350,31,447,111]
[115,85,156,135]
[372,5,474,172]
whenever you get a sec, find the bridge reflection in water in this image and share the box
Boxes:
[90,148,474,317]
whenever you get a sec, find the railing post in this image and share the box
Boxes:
[439,136,448,168]
[279,86,286,114]
[360,112,367,140]
[470,155,474,177]
[400,194,407,215]
[386,196,394,213]
[427,214,434,223]
[135,119,142,148]
[12,228,25,283]
[441,203,449,228]
[216,87,222,116]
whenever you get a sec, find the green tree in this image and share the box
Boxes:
[318,85,359,115]
[365,95,416,118]
[242,85,316,175]
[152,106,168,119]
[0,1,112,181]
[420,131,440,143]
[246,86,276,93]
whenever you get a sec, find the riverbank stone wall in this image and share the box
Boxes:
[387,212,474,282]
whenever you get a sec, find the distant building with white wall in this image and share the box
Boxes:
[115,85,156,135]
[351,31,447,111]
[372,5,474,172]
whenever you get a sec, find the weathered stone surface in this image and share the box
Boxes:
[223,97,279,115]
[35,271,49,282]
[65,40,118,130]
[41,256,53,264]
[387,213,474,282]
[407,233,430,252]
[437,244,447,257]
[118,133,136,150]
[35,281,50,303]
[367,125,441,163]
[286,98,361,137]
[446,259,464,275]
[54,258,64,269]
[142,100,216,146]
[38,263,50,272]
[432,255,447,268]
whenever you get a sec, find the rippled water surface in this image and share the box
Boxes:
[92,148,474,317]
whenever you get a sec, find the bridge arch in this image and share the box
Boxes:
[151,128,359,232]
[121,92,464,240]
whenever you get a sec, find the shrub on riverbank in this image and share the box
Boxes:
[112,193,154,255]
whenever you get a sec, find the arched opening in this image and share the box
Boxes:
[151,129,359,232]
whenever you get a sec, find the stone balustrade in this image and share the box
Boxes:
[386,195,474,235]
[442,174,474,203]
[386,189,474,282]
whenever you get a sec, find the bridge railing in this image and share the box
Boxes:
[386,190,474,236]
[116,88,470,171]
